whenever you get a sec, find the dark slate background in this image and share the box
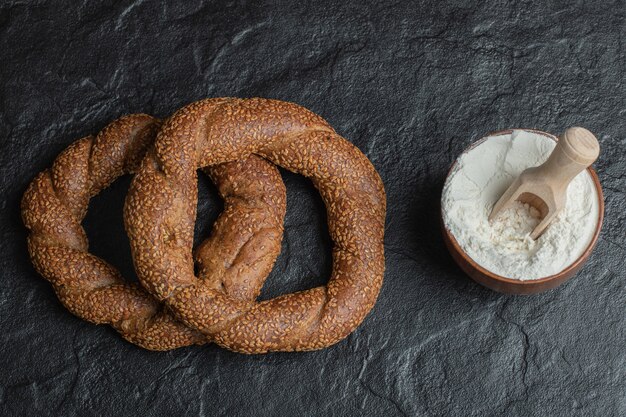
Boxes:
[1,1,625,415]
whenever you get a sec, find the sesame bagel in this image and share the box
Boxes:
[125,98,386,353]
[21,114,287,350]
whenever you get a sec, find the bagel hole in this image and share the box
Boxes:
[258,169,332,301]
[193,169,223,259]
[83,175,138,283]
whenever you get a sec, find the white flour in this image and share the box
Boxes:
[442,130,599,280]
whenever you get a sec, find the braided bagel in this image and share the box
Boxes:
[21,114,286,350]
[125,98,386,353]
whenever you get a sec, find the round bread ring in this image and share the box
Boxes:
[21,114,286,350]
[126,98,386,353]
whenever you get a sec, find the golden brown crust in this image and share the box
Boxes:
[21,114,286,350]
[125,98,386,353]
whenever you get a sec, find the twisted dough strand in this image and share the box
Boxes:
[22,114,287,350]
[126,98,386,353]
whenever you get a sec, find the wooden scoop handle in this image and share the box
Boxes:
[536,127,600,190]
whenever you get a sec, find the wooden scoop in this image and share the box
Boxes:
[489,127,600,240]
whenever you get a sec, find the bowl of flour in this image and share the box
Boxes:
[441,129,604,294]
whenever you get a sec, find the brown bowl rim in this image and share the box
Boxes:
[441,128,604,292]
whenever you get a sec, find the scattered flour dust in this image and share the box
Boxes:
[442,130,600,280]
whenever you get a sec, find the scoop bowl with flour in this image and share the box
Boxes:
[441,129,604,294]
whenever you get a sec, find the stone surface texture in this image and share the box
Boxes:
[1,0,625,415]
